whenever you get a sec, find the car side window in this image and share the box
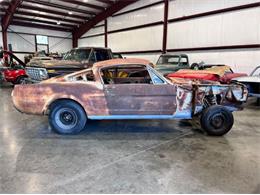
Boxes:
[85,70,95,81]
[180,57,188,66]
[94,50,110,62]
[148,70,165,84]
[100,65,152,85]
[69,70,95,82]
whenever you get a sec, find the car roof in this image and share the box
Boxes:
[73,47,111,50]
[159,54,188,57]
[93,58,151,68]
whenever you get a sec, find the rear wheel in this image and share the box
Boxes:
[191,63,200,70]
[200,105,234,136]
[49,100,87,134]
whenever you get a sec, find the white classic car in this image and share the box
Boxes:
[232,66,260,98]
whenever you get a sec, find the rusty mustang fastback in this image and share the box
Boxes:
[12,58,248,135]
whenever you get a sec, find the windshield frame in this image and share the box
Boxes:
[251,66,260,76]
[156,55,182,66]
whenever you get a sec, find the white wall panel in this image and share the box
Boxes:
[124,53,160,64]
[81,26,104,37]
[9,25,72,37]
[108,25,163,52]
[7,33,35,52]
[168,15,222,48]
[116,0,162,14]
[78,36,105,47]
[108,3,164,31]
[221,8,259,45]
[49,37,72,53]
[14,54,27,62]
[167,8,260,49]
[168,0,260,19]
[96,21,104,26]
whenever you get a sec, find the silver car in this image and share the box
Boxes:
[232,66,260,98]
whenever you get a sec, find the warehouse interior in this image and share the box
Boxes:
[0,0,260,193]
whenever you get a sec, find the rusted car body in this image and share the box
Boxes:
[12,59,248,135]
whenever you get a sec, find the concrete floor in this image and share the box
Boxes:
[0,84,259,193]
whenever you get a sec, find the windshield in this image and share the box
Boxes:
[251,67,260,76]
[63,49,91,61]
[157,56,179,65]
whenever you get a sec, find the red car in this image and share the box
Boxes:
[167,65,247,84]
[0,50,28,84]
[3,68,27,84]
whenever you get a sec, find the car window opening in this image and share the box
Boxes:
[69,70,95,82]
[101,65,153,85]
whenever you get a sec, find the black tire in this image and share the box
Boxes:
[191,63,200,70]
[200,105,234,136]
[49,100,87,135]
[14,76,27,85]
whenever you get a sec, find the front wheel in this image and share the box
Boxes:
[14,76,27,85]
[49,100,87,134]
[200,105,234,136]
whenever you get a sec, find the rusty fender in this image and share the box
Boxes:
[191,83,248,115]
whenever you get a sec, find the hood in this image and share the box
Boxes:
[174,66,230,77]
[41,75,66,83]
[168,76,219,86]
[26,59,86,69]
[232,76,260,83]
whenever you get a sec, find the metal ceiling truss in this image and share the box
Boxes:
[72,0,139,47]
[1,0,139,48]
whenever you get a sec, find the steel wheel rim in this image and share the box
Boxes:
[55,108,78,130]
[210,113,225,129]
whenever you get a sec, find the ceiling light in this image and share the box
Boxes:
[57,21,61,25]
[68,11,73,15]
[83,0,88,2]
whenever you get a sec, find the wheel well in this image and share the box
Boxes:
[17,75,28,79]
[46,98,87,116]
[15,75,28,81]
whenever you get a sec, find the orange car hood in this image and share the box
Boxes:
[176,65,231,77]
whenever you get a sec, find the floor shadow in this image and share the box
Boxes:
[35,119,197,141]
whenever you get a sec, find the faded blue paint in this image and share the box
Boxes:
[88,113,192,120]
